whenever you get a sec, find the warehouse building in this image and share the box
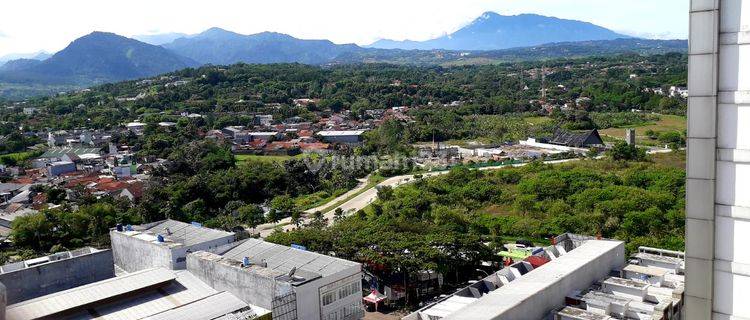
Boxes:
[188,238,364,320]
[4,267,269,320]
[110,219,236,272]
[317,130,366,144]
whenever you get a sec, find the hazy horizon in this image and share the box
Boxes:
[0,0,688,57]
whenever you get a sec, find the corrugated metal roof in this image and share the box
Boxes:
[221,238,359,278]
[144,291,251,320]
[6,268,175,320]
[71,270,217,320]
[141,219,234,247]
[7,269,252,320]
[39,147,101,158]
[317,130,366,136]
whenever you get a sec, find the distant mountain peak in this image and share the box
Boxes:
[196,27,241,38]
[478,11,500,20]
[368,12,628,51]
[0,31,198,85]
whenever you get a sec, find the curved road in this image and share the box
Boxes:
[255,158,584,237]
[255,148,672,237]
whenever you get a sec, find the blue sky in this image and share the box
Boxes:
[0,0,688,56]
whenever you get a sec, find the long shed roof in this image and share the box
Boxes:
[221,238,359,278]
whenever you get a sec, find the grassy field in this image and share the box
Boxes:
[651,150,686,170]
[294,189,348,211]
[599,114,686,146]
[523,116,554,126]
[0,151,41,164]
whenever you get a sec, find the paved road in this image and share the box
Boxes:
[255,159,574,237]
[255,149,672,237]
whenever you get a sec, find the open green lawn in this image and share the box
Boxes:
[0,151,41,164]
[523,116,554,126]
[651,150,686,170]
[599,114,686,146]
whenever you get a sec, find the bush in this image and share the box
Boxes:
[607,141,648,161]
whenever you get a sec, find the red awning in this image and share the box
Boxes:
[524,255,551,269]
[363,290,387,304]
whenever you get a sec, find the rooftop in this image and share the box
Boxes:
[220,238,360,278]
[317,130,366,136]
[115,219,234,248]
[557,306,613,320]
[444,239,624,320]
[6,268,263,320]
[0,247,103,274]
[39,147,101,158]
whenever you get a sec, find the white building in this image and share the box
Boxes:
[406,234,625,320]
[125,122,146,134]
[317,130,366,144]
[191,238,364,320]
[4,268,269,320]
[109,219,236,272]
[685,0,750,318]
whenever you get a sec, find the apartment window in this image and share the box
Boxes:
[338,281,361,300]
[322,291,336,306]
[325,310,339,320]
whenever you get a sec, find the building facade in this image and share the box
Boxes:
[686,0,750,318]
[110,219,236,272]
[188,238,364,320]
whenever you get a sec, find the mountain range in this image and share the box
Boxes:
[0,12,687,99]
[0,51,51,64]
[0,32,198,85]
[162,28,361,65]
[368,12,628,50]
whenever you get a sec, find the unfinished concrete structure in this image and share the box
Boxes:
[188,238,364,320]
[0,247,114,304]
[4,267,269,320]
[686,0,750,318]
[110,219,235,272]
[625,128,636,146]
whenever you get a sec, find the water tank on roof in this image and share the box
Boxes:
[157,234,164,242]
[116,223,123,232]
[243,257,251,267]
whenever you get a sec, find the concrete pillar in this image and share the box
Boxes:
[625,128,636,145]
[686,0,750,319]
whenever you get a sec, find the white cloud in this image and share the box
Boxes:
[0,0,688,56]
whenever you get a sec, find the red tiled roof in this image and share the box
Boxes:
[94,180,129,192]
[124,182,145,199]
[299,142,330,150]
[64,174,102,188]
[11,177,33,185]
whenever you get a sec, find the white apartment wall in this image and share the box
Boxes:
[171,235,235,269]
[686,0,750,318]
[295,265,363,320]
[110,230,174,272]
